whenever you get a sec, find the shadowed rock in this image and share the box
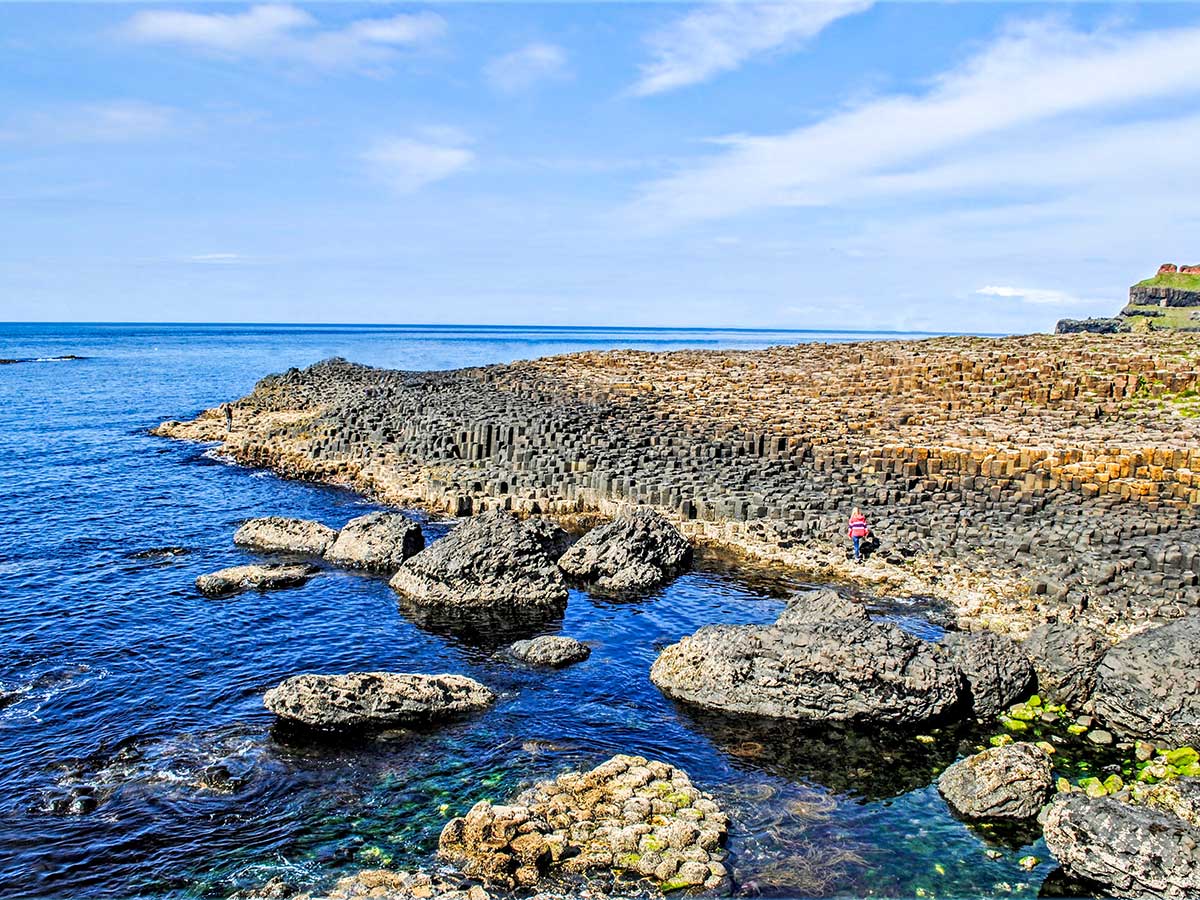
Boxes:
[263,672,494,731]
[1023,623,1108,708]
[941,630,1036,720]
[937,742,1053,820]
[234,517,337,556]
[324,511,424,572]
[195,563,318,597]
[508,635,590,668]
[558,507,691,593]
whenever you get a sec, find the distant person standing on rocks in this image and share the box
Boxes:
[223,403,233,433]
[848,508,870,562]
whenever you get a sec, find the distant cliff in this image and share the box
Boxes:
[1058,265,1200,333]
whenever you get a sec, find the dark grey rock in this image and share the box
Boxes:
[1023,623,1108,708]
[1055,317,1128,335]
[195,563,318,597]
[523,517,573,561]
[508,635,590,667]
[1092,617,1200,745]
[942,629,1036,720]
[558,507,691,593]
[234,517,337,556]
[774,588,869,628]
[324,511,424,572]
[937,742,1053,819]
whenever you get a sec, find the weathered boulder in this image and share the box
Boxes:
[389,510,567,610]
[557,507,691,593]
[774,587,869,628]
[234,517,337,556]
[1092,617,1200,745]
[941,629,1036,720]
[324,511,424,572]
[195,563,318,597]
[439,754,727,891]
[288,869,486,900]
[937,742,1053,820]
[1043,781,1200,898]
[508,635,590,668]
[1023,623,1108,708]
[263,672,494,731]
[523,517,574,561]
[650,610,963,727]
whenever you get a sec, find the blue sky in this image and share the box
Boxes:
[2,1,1199,331]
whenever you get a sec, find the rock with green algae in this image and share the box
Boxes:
[287,869,493,900]
[940,630,1035,720]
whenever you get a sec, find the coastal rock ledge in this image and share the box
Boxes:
[263,672,495,731]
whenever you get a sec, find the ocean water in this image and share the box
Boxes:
[1,323,1059,900]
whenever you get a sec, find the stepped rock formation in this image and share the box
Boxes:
[156,334,1200,637]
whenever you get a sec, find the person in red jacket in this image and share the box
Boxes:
[848,508,870,562]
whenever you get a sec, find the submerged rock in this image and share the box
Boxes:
[1092,616,1200,745]
[195,563,318,597]
[941,629,1036,720]
[1023,623,1108,708]
[937,742,1053,820]
[234,517,338,556]
[557,507,691,593]
[389,510,567,611]
[324,511,424,572]
[438,753,728,891]
[650,608,962,727]
[263,672,494,731]
[508,635,590,668]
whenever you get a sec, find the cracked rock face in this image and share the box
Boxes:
[941,630,1036,720]
[194,563,318,597]
[1043,780,1200,899]
[937,742,1053,820]
[557,508,692,594]
[438,754,728,892]
[389,510,568,611]
[234,517,338,556]
[263,672,495,731]
[1092,616,1200,746]
[1022,623,1108,708]
[324,511,424,572]
[508,636,591,668]
[649,608,962,726]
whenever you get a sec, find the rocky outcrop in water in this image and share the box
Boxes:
[508,635,590,668]
[324,511,424,572]
[1092,616,1200,745]
[263,672,495,731]
[438,754,728,891]
[941,630,1036,720]
[234,517,337,556]
[649,604,962,726]
[389,510,568,611]
[557,508,691,593]
[1022,623,1108,708]
[937,742,1052,820]
[195,563,318,597]
[773,588,868,628]
[290,870,492,900]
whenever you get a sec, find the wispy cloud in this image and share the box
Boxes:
[631,19,1200,226]
[977,285,1095,306]
[0,100,176,144]
[485,42,569,93]
[633,0,872,96]
[123,4,445,69]
[363,130,474,194]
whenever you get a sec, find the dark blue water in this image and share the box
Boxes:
[1,324,1051,900]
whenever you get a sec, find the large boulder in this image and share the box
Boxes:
[937,742,1053,820]
[324,511,424,572]
[508,635,590,668]
[263,672,495,731]
[1043,780,1200,898]
[234,517,337,556]
[1023,622,1108,708]
[941,630,1036,720]
[774,588,869,628]
[1092,617,1200,745]
[650,610,963,727]
[389,510,567,610]
[195,563,318,597]
[439,754,728,891]
[557,507,691,593]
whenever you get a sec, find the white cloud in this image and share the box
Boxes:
[633,0,872,96]
[363,133,474,194]
[485,42,569,93]
[631,19,1200,226]
[977,286,1094,306]
[0,101,176,144]
[124,4,445,69]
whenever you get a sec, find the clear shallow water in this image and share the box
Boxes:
[1,324,1052,900]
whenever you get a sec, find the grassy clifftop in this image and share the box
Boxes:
[1135,272,1200,290]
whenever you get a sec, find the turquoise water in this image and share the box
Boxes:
[1,324,1065,899]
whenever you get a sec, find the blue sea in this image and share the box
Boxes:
[1,323,1054,899]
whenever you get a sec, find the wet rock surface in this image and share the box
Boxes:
[195,563,319,597]
[438,754,728,892]
[1023,623,1108,708]
[324,511,424,572]
[941,629,1036,720]
[290,870,492,900]
[263,672,495,731]
[1092,616,1200,745]
[508,635,591,668]
[937,742,1053,820]
[234,517,338,556]
[557,508,692,593]
[389,510,568,611]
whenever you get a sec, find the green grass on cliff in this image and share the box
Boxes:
[1135,272,1200,290]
